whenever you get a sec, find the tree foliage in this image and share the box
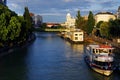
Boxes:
[8,17,21,40]
[86,11,95,35]
[0,4,33,46]
[18,16,26,40]
[0,13,8,41]
[96,21,103,28]
[23,7,32,34]
[100,22,110,38]
[75,10,84,29]
[109,19,120,38]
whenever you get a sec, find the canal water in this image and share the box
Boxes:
[0,32,120,80]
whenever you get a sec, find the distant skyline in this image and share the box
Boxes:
[7,0,120,23]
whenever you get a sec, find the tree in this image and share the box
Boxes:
[8,16,21,40]
[18,16,26,40]
[0,13,8,41]
[96,21,103,28]
[75,10,84,29]
[23,7,32,34]
[109,19,120,38]
[100,22,110,38]
[86,11,95,35]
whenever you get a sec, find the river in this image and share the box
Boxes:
[0,32,120,80]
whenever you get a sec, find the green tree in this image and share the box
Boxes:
[86,11,95,35]
[17,16,26,40]
[8,16,21,40]
[0,13,8,41]
[96,21,103,28]
[100,22,110,38]
[75,10,84,29]
[23,7,32,34]
[109,19,120,38]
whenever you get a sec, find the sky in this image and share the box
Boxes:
[7,0,120,23]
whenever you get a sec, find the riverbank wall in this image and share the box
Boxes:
[0,33,36,57]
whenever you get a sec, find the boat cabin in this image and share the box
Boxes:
[87,44,114,55]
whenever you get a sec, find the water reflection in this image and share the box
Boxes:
[64,41,84,60]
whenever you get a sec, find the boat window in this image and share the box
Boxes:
[109,49,112,53]
[96,49,99,53]
[99,49,108,53]
[93,49,95,53]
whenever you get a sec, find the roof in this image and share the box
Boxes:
[95,12,114,15]
[88,44,99,48]
[88,44,113,49]
[99,45,112,48]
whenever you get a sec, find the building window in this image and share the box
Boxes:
[75,34,78,36]
[79,34,82,36]
[75,37,78,40]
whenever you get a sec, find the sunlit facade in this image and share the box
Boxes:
[117,6,120,19]
[65,13,75,28]
[95,12,116,24]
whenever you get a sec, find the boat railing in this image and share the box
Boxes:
[94,55,113,62]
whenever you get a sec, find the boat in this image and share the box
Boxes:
[84,44,115,76]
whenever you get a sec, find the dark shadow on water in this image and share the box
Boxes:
[0,47,29,80]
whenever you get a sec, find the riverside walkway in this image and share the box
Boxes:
[86,35,120,49]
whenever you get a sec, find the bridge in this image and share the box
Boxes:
[45,29,69,32]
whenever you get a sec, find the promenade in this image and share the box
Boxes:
[85,35,120,49]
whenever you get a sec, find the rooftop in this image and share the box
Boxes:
[95,12,114,15]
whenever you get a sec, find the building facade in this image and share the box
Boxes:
[65,13,75,28]
[0,0,6,5]
[95,12,116,24]
[70,31,84,42]
[46,23,60,28]
[31,14,43,27]
[117,6,120,19]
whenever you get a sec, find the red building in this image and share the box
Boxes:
[46,22,60,28]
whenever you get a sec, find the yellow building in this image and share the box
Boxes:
[95,12,116,24]
[70,30,84,42]
[63,29,84,43]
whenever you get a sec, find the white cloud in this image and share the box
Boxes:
[40,13,64,16]
[85,0,113,3]
[8,3,19,9]
[63,0,73,2]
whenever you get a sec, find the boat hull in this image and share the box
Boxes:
[92,67,113,76]
[84,56,113,76]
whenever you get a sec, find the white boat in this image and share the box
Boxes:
[85,44,115,76]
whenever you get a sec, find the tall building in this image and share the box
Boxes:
[117,6,120,19]
[65,13,75,28]
[32,14,43,27]
[0,0,7,5]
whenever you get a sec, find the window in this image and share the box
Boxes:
[79,34,82,36]
[75,37,78,40]
[75,34,78,36]
[93,49,95,53]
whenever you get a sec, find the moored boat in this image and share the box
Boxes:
[85,44,115,76]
